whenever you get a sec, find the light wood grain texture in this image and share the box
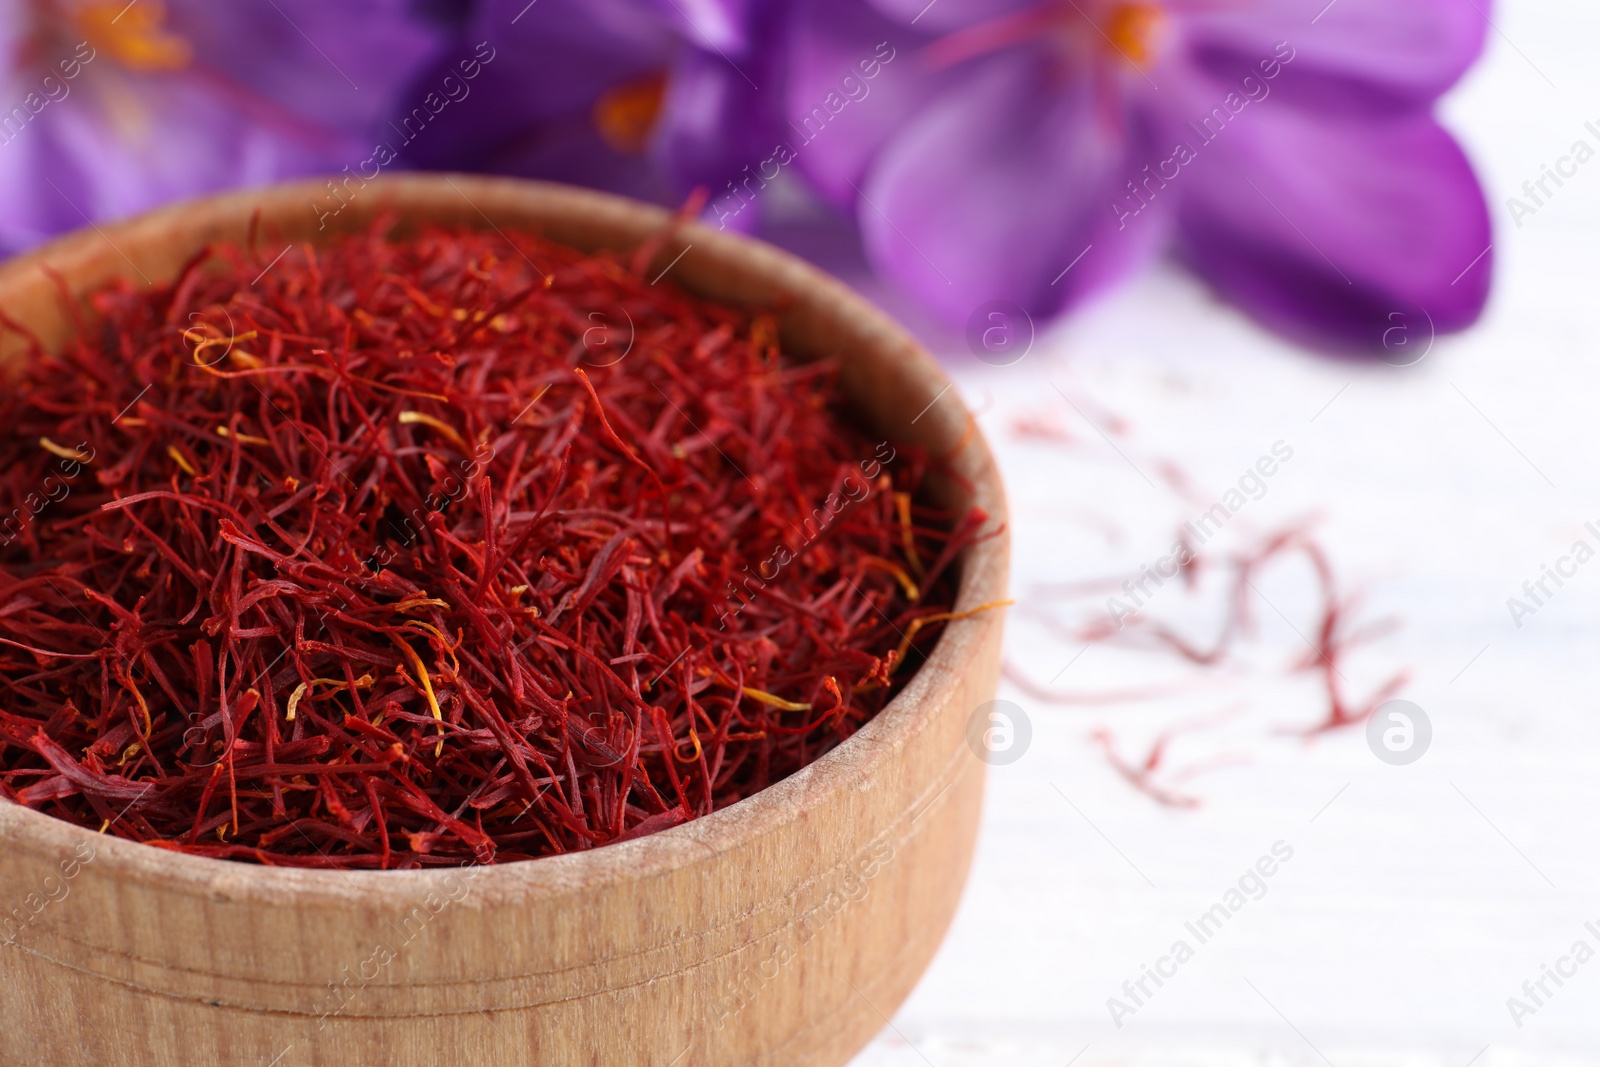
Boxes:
[0,175,1010,1067]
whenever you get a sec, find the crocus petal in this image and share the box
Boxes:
[1181,0,1488,114]
[397,0,674,183]
[864,0,1037,33]
[0,77,331,251]
[860,55,1164,326]
[411,0,786,208]
[654,47,774,195]
[395,78,673,203]
[166,0,447,135]
[0,0,447,252]
[1174,107,1491,350]
[652,0,788,198]
[641,0,750,53]
[471,0,677,124]
[787,0,943,210]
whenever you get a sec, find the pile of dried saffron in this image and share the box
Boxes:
[0,220,992,868]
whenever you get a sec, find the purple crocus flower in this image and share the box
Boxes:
[785,0,1493,351]
[0,0,449,252]
[400,0,788,220]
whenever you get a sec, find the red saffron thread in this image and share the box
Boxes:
[1004,406,1408,806]
[0,219,998,868]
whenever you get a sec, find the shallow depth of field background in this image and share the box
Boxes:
[1,0,1595,1063]
[851,3,1600,1064]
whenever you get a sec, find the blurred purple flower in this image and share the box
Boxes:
[786,0,1494,351]
[400,0,788,217]
[0,0,449,251]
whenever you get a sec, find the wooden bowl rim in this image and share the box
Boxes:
[0,174,1009,902]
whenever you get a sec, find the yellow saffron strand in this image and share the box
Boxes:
[404,620,461,674]
[894,492,925,578]
[181,327,258,363]
[39,437,91,462]
[862,556,920,601]
[739,686,811,712]
[392,637,446,755]
[166,445,198,476]
[394,596,450,613]
[674,728,704,764]
[697,667,813,711]
[892,599,1014,671]
[285,681,307,722]
[126,678,152,737]
[215,426,271,446]
[398,410,470,454]
[287,675,376,721]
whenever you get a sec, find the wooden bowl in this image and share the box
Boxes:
[0,175,1009,1067]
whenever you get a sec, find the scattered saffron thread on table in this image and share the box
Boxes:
[1006,404,1407,808]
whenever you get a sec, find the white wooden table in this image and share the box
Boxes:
[849,3,1600,1062]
